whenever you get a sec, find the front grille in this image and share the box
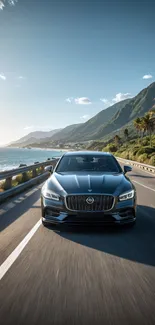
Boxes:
[66,195,114,212]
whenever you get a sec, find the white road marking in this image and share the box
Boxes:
[5,202,15,209]
[0,184,43,216]
[133,180,155,192]
[0,219,42,281]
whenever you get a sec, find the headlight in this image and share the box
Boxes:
[119,190,134,201]
[42,188,60,201]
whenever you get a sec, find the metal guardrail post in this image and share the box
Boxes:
[32,168,37,178]
[22,172,29,182]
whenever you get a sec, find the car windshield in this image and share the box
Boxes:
[56,154,122,173]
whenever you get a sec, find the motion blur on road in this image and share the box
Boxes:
[0,162,155,325]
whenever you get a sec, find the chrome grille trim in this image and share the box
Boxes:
[65,194,115,212]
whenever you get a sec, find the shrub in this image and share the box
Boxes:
[136,147,155,156]
[142,139,149,146]
[102,143,118,153]
[137,154,148,163]
[117,151,130,159]
[132,147,140,156]
[129,139,136,145]
[0,181,5,191]
[148,155,155,166]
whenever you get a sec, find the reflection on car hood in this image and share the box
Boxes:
[47,172,132,196]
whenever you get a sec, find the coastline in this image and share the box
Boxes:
[6,146,74,152]
[0,147,65,172]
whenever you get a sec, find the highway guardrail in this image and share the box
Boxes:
[116,157,155,173]
[0,158,59,203]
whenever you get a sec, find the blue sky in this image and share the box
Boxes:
[0,0,155,144]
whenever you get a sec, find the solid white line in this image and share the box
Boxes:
[132,180,155,192]
[0,219,42,281]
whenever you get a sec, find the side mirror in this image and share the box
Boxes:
[44,165,53,173]
[124,165,132,174]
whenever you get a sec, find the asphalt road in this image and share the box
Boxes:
[0,164,155,325]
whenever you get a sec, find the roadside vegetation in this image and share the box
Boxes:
[88,109,155,166]
[0,167,43,192]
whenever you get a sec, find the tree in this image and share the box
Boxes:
[133,117,142,137]
[124,128,129,141]
[142,112,155,147]
[114,135,121,148]
[140,117,147,138]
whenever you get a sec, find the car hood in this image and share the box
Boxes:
[47,172,133,196]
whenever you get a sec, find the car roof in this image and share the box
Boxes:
[63,151,112,157]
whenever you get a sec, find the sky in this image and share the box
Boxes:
[0,0,155,145]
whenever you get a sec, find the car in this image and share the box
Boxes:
[41,151,137,227]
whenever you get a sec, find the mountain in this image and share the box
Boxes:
[42,123,83,143]
[91,82,155,140]
[8,129,62,147]
[8,82,155,148]
[51,82,155,143]
[44,99,130,145]
[63,99,131,142]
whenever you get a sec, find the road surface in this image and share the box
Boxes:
[0,163,155,325]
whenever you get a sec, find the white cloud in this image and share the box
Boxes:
[75,97,91,105]
[100,98,113,108]
[0,1,5,10]
[8,0,18,6]
[80,115,90,120]
[112,93,132,103]
[100,98,108,104]
[0,73,6,80]
[24,126,34,130]
[100,93,132,107]
[143,74,153,80]
[0,0,18,11]
[65,97,73,103]
[66,97,92,105]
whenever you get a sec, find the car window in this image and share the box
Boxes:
[56,155,122,173]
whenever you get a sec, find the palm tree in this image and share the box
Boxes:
[124,128,129,141]
[140,117,147,138]
[133,117,142,140]
[142,113,155,147]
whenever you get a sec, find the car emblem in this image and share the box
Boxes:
[88,189,92,192]
[86,197,94,204]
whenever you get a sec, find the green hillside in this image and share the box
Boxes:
[91,82,155,140]
[50,99,131,143]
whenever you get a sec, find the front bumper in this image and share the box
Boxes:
[41,196,136,226]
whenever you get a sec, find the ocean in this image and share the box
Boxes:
[0,147,63,171]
